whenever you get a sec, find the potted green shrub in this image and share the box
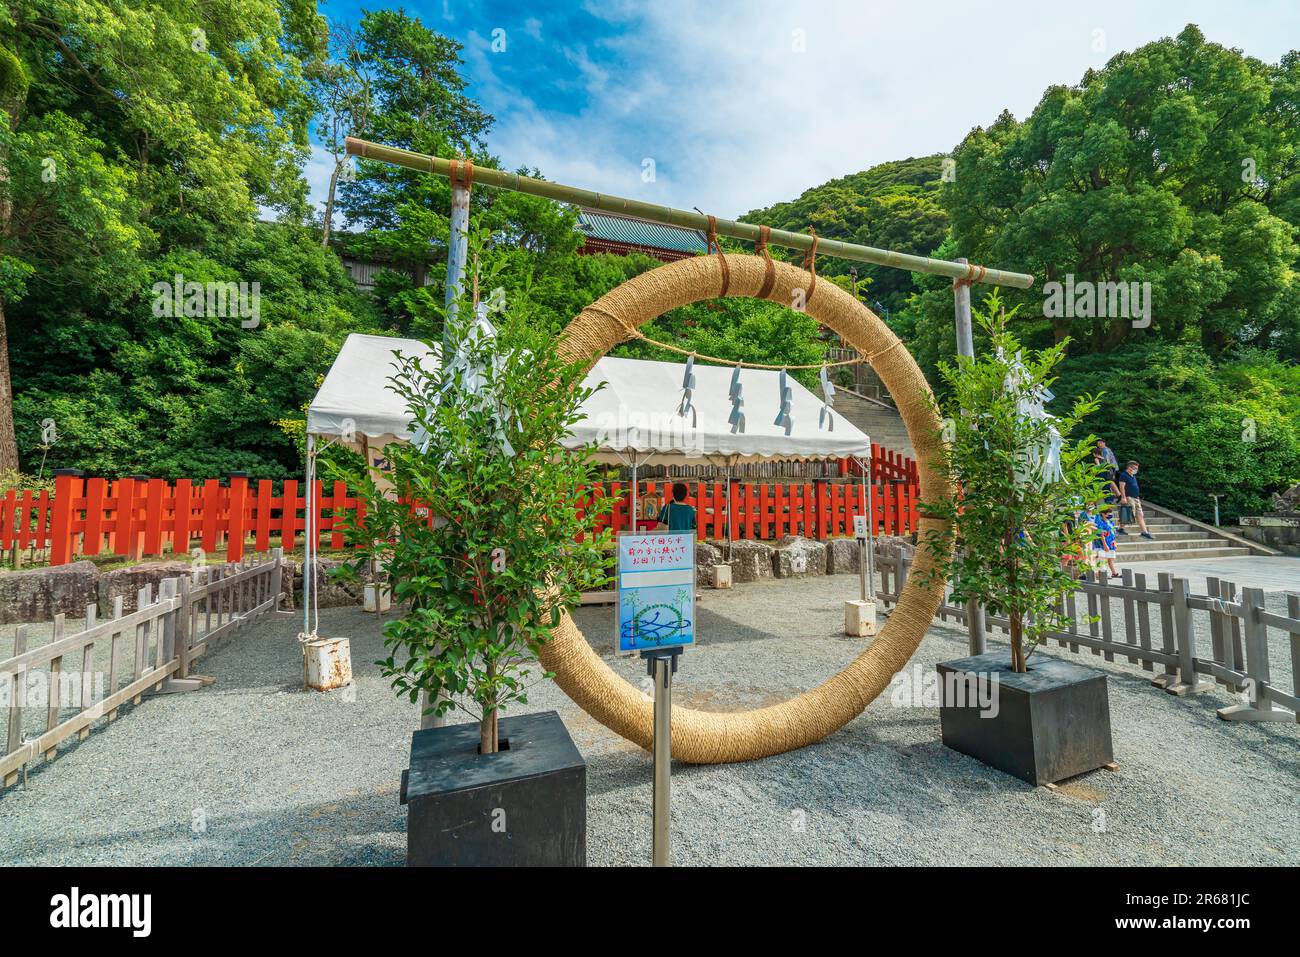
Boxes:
[335,265,611,865]
[919,292,1112,786]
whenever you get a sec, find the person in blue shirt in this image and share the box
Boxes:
[1114,461,1153,540]
[657,482,696,532]
[1091,506,1120,575]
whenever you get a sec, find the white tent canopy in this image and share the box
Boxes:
[307,333,437,444]
[306,335,872,464]
[563,355,870,466]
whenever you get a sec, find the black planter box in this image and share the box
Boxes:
[936,651,1113,786]
[401,709,586,867]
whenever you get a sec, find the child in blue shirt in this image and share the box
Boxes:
[1090,506,1119,576]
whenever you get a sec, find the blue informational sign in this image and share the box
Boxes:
[616,532,696,654]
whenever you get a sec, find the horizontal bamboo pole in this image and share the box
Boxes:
[345,137,1034,289]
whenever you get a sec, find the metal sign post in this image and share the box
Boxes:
[642,647,681,867]
[854,513,869,602]
[615,531,694,865]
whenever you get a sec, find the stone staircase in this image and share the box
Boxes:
[833,389,915,459]
[1113,512,1254,562]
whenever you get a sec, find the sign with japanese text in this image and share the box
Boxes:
[616,532,696,653]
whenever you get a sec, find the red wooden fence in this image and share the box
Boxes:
[581,478,918,542]
[6,454,921,567]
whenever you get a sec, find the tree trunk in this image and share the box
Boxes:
[479,707,498,754]
[321,161,339,247]
[0,48,24,472]
[0,297,17,471]
[479,657,498,754]
[1008,605,1026,673]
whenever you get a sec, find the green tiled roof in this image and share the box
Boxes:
[576,210,708,254]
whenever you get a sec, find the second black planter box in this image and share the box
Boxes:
[936,650,1113,786]
[401,709,586,866]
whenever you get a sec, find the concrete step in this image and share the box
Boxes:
[833,392,915,459]
[1113,525,1196,536]
[1115,537,1222,552]
[1120,531,1215,543]
[1116,546,1253,562]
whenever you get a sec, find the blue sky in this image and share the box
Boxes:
[310,0,1300,219]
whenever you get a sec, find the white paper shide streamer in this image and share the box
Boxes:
[818,364,835,431]
[728,364,746,434]
[413,303,515,458]
[1002,347,1062,487]
[773,369,793,436]
[677,354,698,428]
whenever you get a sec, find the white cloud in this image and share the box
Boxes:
[477,0,1300,218]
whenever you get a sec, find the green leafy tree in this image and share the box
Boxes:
[1050,342,1300,521]
[942,25,1299,356]
[920,293,1106,672]
[333,253,611,754]
[1,2,401,479]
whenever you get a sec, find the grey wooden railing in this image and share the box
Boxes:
[1,549,284,789]
[875,553,1299,723]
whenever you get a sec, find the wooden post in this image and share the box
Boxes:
[280,479,298,554]
[1218,587,1290,722]
[48,469,84,567]
[112,476,136,558]
[1133,571,1154,673]
[159,578,178,666]
[445,168,471,346]
[143,478,164,558]
[107,596,124,721]
[1152,572,1178,688]
[132,584,149,704]
[272,547,284,611]
[951,264,986,655]
[45,615,65,759]
[1120,568,1139,664]
[201,479,221,556]
[5,626,28,785]
[172,478,193,557]
[1168,577,1207,695]
[1289,593,1300,715]
[78,603,96,740]
[227,473,249,563]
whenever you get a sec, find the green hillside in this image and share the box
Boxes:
[740,156,949,317]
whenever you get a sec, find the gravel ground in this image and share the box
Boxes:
[1,574,1297,867]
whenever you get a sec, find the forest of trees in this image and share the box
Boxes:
[1,7,1296,521]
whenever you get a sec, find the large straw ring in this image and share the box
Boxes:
[543,253,952,763]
